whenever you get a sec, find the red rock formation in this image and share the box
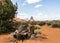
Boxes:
[13,18,26,22]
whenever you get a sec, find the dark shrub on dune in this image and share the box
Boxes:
[38,21,46,26]
[51,23,60,28]
[46,22,52,26]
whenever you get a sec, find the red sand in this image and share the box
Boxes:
[0,25,60,43]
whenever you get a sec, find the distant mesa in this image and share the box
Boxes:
[30,16,34,21]
[13,16,35,22]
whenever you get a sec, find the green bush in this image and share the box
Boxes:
[0,21,16,34]
[38,21,46,26]
[0,0,17,34]
[34,29,42,34]
[46,22,52,26]
[28,21,37,25]
[51,23,60,28]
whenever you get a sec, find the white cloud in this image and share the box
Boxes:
[22,3,26,5]
[35,4,43,8]
[17,12,49,21]
[33,12,48,20]
[17,13,30,20]
[17,12,43,20]
[25,0,42,4]
[17,12,60,21]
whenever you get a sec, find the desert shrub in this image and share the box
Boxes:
[27,20,37,25]
[0,21,16,34]
[49,20,60,28]
[46,22,52,26]
[14,21,22,28]
[0,0,17,34]
[38,21,46,26]
[34,29,42,34]
[51,23,60,28]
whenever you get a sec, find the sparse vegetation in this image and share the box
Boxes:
[46,20,60,28]
[38,21,46,26]
[51,23,60,28]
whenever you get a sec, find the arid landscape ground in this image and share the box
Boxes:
[0,25,60,43]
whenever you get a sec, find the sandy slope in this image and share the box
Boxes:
[42,25,60,43]
[0,25,60,43]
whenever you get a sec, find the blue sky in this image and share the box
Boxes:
[11,0,60,21]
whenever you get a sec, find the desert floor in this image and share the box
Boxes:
[0,25,60,43]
